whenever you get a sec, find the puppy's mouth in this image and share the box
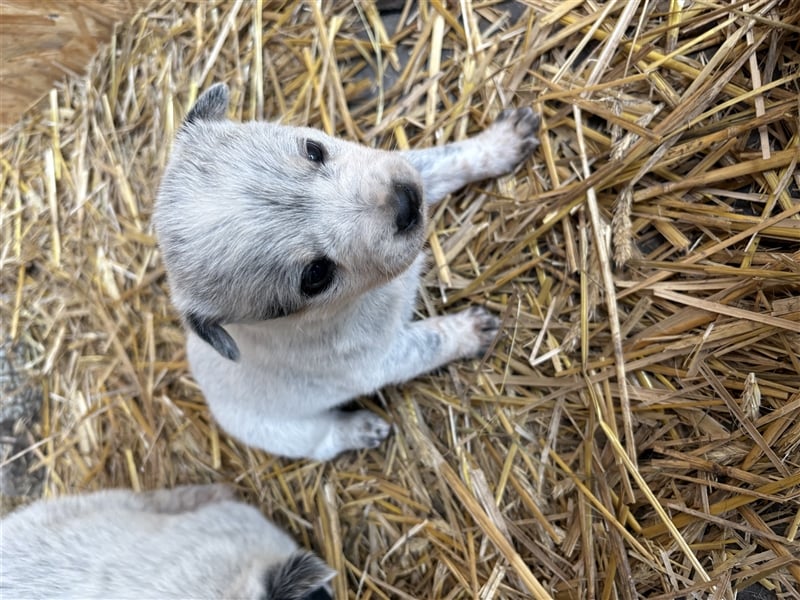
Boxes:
[391,182,423,235]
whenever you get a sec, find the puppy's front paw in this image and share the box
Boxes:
[463,306,501,356]
[441,306,501,359]
[481,107,540,176]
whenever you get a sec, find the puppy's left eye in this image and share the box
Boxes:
[301,257,335,296]
[305,140,325,164]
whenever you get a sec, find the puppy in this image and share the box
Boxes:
[155,83,539,460]
[0,484,334,599]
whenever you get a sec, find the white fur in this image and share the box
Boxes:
[0,484,334,599]
[155,84,539,460]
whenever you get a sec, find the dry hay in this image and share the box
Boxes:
[1,1,800,598]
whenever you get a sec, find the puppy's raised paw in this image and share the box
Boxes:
[481,107,541,175]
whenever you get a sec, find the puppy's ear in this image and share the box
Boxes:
[185,312,240,361]
[185,83,230,124]
[263,551,335,600]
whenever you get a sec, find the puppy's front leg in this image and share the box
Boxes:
[282,309,500,460]
[401,108,539,204]
[380,307,500,385]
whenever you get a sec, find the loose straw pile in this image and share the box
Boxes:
[1,1,799,598]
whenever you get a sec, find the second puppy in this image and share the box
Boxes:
[0,484,333,599]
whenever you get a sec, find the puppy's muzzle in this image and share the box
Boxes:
[392,182,422,234]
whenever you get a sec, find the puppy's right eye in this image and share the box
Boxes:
[305,140,325,164]
[301,257,335,296]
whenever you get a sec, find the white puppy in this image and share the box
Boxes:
[0,484,334,599]
[155,84,539,460]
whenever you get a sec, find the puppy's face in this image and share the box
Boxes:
[155,84,425,360]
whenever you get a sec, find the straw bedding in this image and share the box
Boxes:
[1,1,799,598]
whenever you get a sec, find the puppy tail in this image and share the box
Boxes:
[263,551,335,600]
[184,83,230,124]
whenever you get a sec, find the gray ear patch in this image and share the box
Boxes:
[185,312,240,361]
[263,550,335,600]
[184,83,230,124]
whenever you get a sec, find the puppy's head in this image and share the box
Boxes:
[155,84,426,360]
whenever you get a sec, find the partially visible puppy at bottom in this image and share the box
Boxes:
[155,83,540,461]
[0,484,334,600]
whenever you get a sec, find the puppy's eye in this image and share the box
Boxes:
[305,140,325,164]
[301,258,335,296]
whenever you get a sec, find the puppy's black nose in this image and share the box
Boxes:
[392,182,422,233]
